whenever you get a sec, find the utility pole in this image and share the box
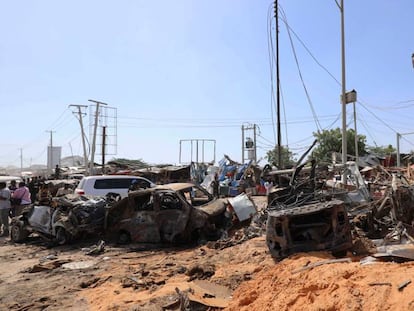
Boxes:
[274,0,282,168]
[46,130,55,176]
[335,0,347,183]
[396,131,414,167]
[19,148,23,176]
[353,101,358,161]
[69,104,89,174]
[88,99,108,175]
[102,126,106,175]
[68,142,74,166]
[340,0,347,183]
[397,133,401,167]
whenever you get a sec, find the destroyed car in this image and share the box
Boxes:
[266,199,352,259]
[265,146,354,259]
[106,183,239,244]
[10,195,112,245]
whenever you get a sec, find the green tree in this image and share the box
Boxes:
[311,128,367,163]
[108,158,149,169]
[366,144,395,156]
[266,145,296,168]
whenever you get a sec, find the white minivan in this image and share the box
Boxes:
[75,175,155,198]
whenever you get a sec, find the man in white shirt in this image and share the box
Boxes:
[0,182,11,236]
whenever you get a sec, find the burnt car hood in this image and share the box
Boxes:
[195,198,227,217]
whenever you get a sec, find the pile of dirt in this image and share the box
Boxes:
[225,252,414,311]
[79,237,274,310]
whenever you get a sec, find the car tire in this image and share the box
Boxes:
[118,231,131,244]
[55,227,69,245]
[10,223,29,243]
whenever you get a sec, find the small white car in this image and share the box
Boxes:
[75,175,155,198]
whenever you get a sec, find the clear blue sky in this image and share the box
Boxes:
[1,0,413,168]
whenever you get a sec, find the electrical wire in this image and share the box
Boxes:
[279,7,322,133]
[358,117,378,147]
[276,3,414,150]
[358,100,398,135]
[362,99,414,110]
[118,116,274,124]
[117,114,339,129]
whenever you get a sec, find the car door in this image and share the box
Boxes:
[121,191,160,242]
[155,190,190,242]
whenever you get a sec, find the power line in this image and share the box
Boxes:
[118,116,275,123]
[362,99,414,110]
[279,5,341,87]
[358,101,398,135]
[279,7,322,133]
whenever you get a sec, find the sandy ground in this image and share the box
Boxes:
[0,234,274,310]
[1,196,414,310]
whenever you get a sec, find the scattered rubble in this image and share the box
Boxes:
[4,152,414,310]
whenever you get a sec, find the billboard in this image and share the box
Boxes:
[47,146,62,170]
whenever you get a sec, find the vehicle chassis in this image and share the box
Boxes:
[266,199,352,259]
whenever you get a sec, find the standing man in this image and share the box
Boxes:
[8,180,17,195]
[28,177,39,203]
[0,182,11,236]
[11,182,31,217]
[212,172,219,198]
[54,165,61,180]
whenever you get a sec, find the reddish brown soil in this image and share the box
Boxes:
[1,196,413,310]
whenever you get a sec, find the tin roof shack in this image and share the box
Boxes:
[132,165,192,184]
[213,155,262,197]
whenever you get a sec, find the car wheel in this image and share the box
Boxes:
[55,227,69,245]
[10,223,29,243]
[118,231,131,244]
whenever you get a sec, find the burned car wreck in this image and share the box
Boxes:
[266,199,352,259]
[265,149,357,259]
[10,182,257,247]
[10,195,111,245]
[105,183,233,244]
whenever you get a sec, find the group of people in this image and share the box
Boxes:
[0,181,31,236]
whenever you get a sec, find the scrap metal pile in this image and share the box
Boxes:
[264,152,414,261]
[351,170,414,260]
[265,158,354,259]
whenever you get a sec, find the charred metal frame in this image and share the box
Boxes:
[266,199,352,259]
